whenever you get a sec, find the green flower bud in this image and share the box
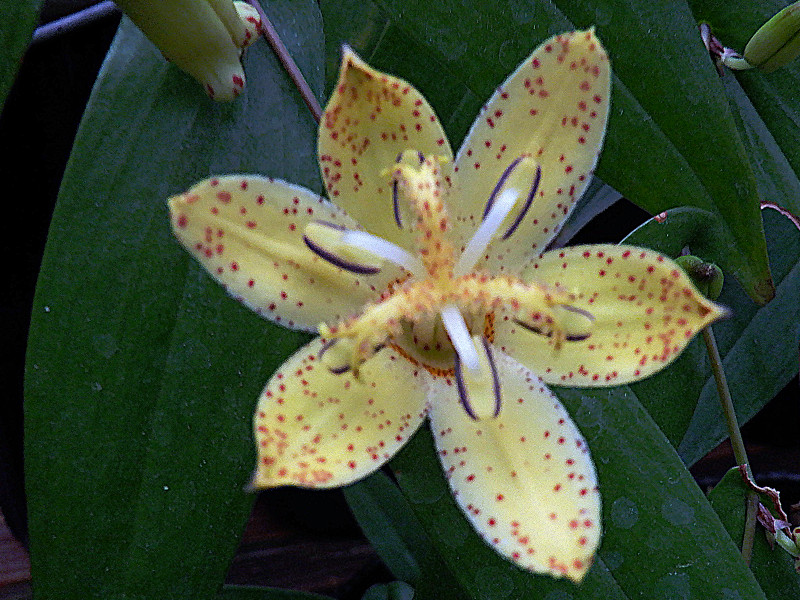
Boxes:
[744,1,800,72]
[675,255,724,300]
[116,0,261,101]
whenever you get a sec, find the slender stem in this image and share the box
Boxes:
[248,0,323,123]
[702,326,758,563]
[33,1,120,45]
[702,327,748,466]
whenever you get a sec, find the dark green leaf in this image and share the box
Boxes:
[708,468,800,600]
[390,385,768,599]
[720,73,800,216]
[0,0,40,113]
[689,0,800,203]
[217,586,334,600]
[24,3,323,598]
[344,472,467,599]
[624,207,800,465]
[361,581,415,600]
[321,0,773,303]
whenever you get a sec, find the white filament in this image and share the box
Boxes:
[454,188,518,277]
[440,304,480,372]
[340,230,426,277]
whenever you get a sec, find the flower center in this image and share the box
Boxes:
[303,150,594,419]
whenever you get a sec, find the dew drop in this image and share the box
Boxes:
[661,497,695,526]
[609,497,638,529]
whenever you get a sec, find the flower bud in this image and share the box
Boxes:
[744,1,800,72]
[116,0,261,101]
[675,255,724,300]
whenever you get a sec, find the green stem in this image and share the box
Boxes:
[248,0,323,123]
[701,326,758,564]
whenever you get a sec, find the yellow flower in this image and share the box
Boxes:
[117,0,261,100]
[167,30,726,582]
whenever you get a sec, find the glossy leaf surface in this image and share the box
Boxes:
[690,0,800,202]
[24,3,323,598]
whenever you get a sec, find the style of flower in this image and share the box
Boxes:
[117,0,261,100]
[167,30,727,582]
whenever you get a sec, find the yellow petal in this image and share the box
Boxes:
[452,30,610,272]
[429,348,600,582]
[250,338,429,488]
[317,47,454,246]
[494,245,728,386]
[168,175,404,331]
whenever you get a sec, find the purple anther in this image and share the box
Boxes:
[453,337,502,420]
[512,318,552,337]
[501,164,541,240]
[483,156,523,220]
[557,304,596,322]
[392,180,402,228]
[318,339,352,374]
[482,337,502,418]
[303,221,382,275]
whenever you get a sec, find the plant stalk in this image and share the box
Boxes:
[248,0,323,123]
[702,326,758,564]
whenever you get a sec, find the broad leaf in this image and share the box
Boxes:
[625,207,800,465]
[708,468,800,600]
[321,0,773,303]
[218,587,334,600]
[0,0,41,113]
[689,0,800,202]
[345,472,467,599]
[24,3,323,598]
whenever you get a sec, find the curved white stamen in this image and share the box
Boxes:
[340,230,426,277]
[440,304,480,372]
[454,188,518,277]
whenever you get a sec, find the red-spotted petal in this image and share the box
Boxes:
[168,175,404,331]
[250,338,429,488]
[452,30,610,272]
[318,47,454,247]
[495,245,729,386]
[428,349,600,582]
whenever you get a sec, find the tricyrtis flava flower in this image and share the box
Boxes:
[117,0,261,100]
[168,30,727,582]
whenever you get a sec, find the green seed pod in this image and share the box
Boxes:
[744,1,800,72]
[116,0,261,100]
[675,255,724,300]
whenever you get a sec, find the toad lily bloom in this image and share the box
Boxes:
[117,0,261,100]
[168,30,727,582]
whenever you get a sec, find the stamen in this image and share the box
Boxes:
[392,151,427,228]
[318,339,352,374]
[440,304,480,371]
[392,153,403,228]
[512,318,553,338]
[340,230,426,277]
[304,221,382,275]
[454,188,518,277]
[482,157,523,219]
[453,336,502,421]
[501,164,541,240]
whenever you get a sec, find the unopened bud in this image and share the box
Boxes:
[675,255,724,300]
[116,0,261,101]
[744,1,800,72]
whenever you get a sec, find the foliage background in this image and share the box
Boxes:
[3,1,800,599]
